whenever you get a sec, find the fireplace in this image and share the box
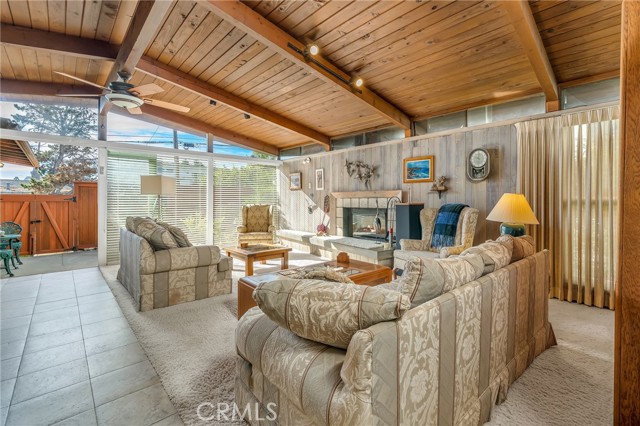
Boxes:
[344,208,387,241]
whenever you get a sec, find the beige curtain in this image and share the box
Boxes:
[517,106,619,309]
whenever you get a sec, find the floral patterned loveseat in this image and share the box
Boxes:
[235,236,556,425]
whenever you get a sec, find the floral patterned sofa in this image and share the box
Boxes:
[235,236,556,425]
[118,224,232,311]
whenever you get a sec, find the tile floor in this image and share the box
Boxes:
[1,268,181,426]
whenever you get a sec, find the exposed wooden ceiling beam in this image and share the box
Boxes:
[503,1,559,107]
[0,23,118,61]
[137,57,330,148]
[0,79,103,97]
[412,88,543,122]
[0,80,279,156]
[100,0,174,115]
[204,0,412,130]
[0,25,328,147]
[558,69,620,89]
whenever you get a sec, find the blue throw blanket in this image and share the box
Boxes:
[431,203,468,249]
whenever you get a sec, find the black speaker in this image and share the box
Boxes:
[394,203,423,249]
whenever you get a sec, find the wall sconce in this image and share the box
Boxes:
[302,157,311,164]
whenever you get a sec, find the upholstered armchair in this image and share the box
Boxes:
[237,204,275,246]
[394,207,479,270]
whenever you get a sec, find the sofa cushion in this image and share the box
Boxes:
[245,205,271,233]
[134,218,179,251]
[497,235,535,263]
[156,221,192,248]
[461,239,513,275]
[392,254,484,308]
[252,279,410,349]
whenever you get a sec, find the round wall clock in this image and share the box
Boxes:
[467,148,490,181]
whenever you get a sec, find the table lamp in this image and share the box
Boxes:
[486,193,538,237]
[140,175,176,220]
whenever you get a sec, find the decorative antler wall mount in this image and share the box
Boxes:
[345,160,376,189]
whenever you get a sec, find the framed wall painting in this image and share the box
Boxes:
[290,172,302,190]
[403,155,434,183]
[315,168,324,191]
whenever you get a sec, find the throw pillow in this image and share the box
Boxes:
[253,279,410,349]
[125,217,136,233]
[134,218,179,251]
[156,221,193,248]
[461,239,514,275]
[397,254,485,308]
[283,266,354,283]
[497,235,535,263]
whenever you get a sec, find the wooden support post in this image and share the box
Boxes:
[615,1,640,424]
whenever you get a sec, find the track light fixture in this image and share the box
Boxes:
[210,100,217,106]
[243,113,250,119]
[286,42,364,91]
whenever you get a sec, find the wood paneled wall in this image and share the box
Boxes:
[279,124,518,245]
[615,1,640,424]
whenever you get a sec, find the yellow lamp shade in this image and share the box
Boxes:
[486,193,539,225]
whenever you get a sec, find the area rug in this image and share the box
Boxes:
[101,259,614,426]
[100,252,324,426]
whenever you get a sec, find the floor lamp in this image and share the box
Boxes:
[140,175,176,221]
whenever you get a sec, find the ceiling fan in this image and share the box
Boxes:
[54,70,190,115]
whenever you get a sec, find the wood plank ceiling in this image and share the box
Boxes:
[0,0,622,154]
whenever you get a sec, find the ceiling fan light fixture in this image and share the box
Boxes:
[105,92,144,109]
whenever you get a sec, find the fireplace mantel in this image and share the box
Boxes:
[331,190,403,200]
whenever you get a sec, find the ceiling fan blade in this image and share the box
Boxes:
[127,107,143,115]
[143,98,190,113]
[129,83,163,97]
[54,71,109,90]
[56,94,102,97]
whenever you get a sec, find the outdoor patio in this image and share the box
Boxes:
[0,250,98,280]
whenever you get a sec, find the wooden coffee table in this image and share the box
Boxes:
[237,258,392,318]
[224,244,292,277]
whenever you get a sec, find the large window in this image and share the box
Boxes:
[561,78,620,110]
[107,114,175,148]
[106,153,279,263]
[106,151,209,264]
[213,160,278,247]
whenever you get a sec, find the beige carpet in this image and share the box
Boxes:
[488,300,614,425]
[101,259,614,426]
